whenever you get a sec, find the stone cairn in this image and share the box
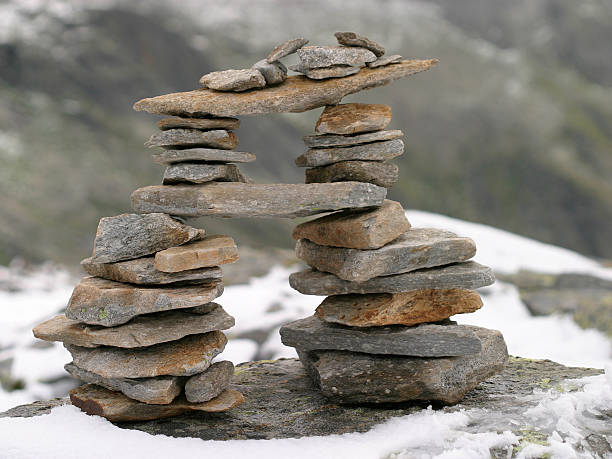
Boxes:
[31,32,508,421]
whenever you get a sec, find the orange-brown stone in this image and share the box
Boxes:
[315,103,392,135]
[154,235,238,273]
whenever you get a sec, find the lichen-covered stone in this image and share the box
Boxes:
[155,235,238,273]
[295,139,404,167]
[152,148,256,165]
[297,46,376,68]
[162,163,247,184]
[185,361,234,403]
[334,32,385,57]
[252,59,287,85]
[145,129,238,150]
[303,129,403,148]
[266,37,309,63]
[315,103,392,135]
[305,160,399,188]
[157,117,240,131]
[200,69,266,92]
[290,64,362,80]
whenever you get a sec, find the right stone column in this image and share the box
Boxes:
[281,103,509,405]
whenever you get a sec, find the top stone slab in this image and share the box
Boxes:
[133,60,438,117]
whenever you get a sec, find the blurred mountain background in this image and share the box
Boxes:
[1,0,612,267]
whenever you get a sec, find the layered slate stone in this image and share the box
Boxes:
[290,65,362,80]
[303,129,403,148]
[305,161,399,188]
[295,139,404,167]
[368,54,403,68]
[132,60,438,117]
[145,129,238,150]
[280,316,482,357]
[91,213,204,264]
[200,69,266,92]
[34,303,233,348]
[185,361,234,403]
[70,384,244,422]
[81,256,222,285]
[292,200,410,250]
[266,37,309,63]
[297,326,508,404]
[315,289,483,327]
[289,261,496,295]
[315,103,392,135]
[65,277,223,327]
[296,46,376,68]
[65,363,183,405]
[334,32,385,57]
[155,235,239,273]
[152,148,256,165]
[65,332,227,378]
[157,117,240,131]
[252,59,287,85]
[296,228,477,282]
[162,163,247,185]
[131,182,387,218]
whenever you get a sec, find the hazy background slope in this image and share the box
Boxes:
[1,0,611,266]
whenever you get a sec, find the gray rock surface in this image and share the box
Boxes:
[266,37,309,63]
[145,129,238,150]
[303,129,403,147]
[314,103,392,135]
[91,213,205,264]
[297,46,376,68]
[252,59,287,85]
[290,64,362,80]
[280,316,482,357]
[295,139,404,167]
[305,160,399,188]
[157,117,240,131]
[152,148,256,165]
[131,182,387,218]
[289,261,495,295]
[368,54,403,68]
[200,69,266,92]
[296,228,477,282]
[162,163,247,184]
[185,361,234,403]
[334,32,385,57]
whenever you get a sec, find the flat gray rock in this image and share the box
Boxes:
[185,361,234,403]
[65,332,227,378]
[65,277,224,327]
[335,32,385,57]
[289,261,496,295]
[163,163,247,184]
[131,182,386,218]
[252,59,287,85]
[91,213,205,264]
[152,148,256,165]
[295,139,404,167]
[290,64,362,80]
[296,228,477,282]
[297,46,376,68]
[368,54,403,68]
[280,316,482,357]
[305,160,399,188]
[157,117,240,131]
[80,256,222,285]
[145,129,238,150]
[65,363,184,405]
[303,129,403,148]
[297,326,508,404]
[200,69,266,92]
[266,37,309,63]
[34,303,233,348]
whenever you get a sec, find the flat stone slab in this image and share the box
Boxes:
[69,385,244,422]
[296,228,477,282]
[152,148,256,165]
[292,199,410,249]
[65,332,227,378]
[200,69,266,92]
[296,46,376,68]
[305,160,399,188]
[132,60,438,117]
[315,289,483,327]
[162,163,247,184]
[80,256,222,285]
[289,261,495,295]
[65,363,183,405]
[290,64,362,80]
[157,117,240,131]
[297,326,508,404]
[145,129,238,150]
[280,316,482,357]
[155,235,239,273]
[65,277,223,326]
[185,361,234,403]
[335,32,385,57]
[34,303,233,348]
[315,103,392,135]
[131,182,387,218]
[91,213,204,264]
[368,54,403,68]
[303,129,403,148]
[266,37,309,63]
[295,139,404,167]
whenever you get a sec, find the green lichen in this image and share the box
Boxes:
[513,428,550,455]
[98,309,109,320]
[537,378,551,389]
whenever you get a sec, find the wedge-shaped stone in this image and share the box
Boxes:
[70,384,244,421]
[303,129,403,148]
[305,161,399,188]
[163,163,247,184]
[34,303,232,348]
[292,200,410,249]
[152,148,256,165]
[368,54,403,68]
[200,69,266,92]
[185,361,234,403]
[266,37,309,63]
[290,64,362,80]
[295,139,404,167]
[65,277,223,327]
[297,46,376,68]
[280,316,481,357]
[157,117,239,131]
[145,129,238,150]
[296,228,477,282]
[297,326,508,404]
[66,332,227,379]
[315,289,483,327]
[334,32,385,57]
[155,235,238,273]
[91,213,204,264]
[133,60,438,117]
[65,363,183,405]
[80,256,222,285]
[131,182,387,218]
[289,261,495,295]
[315,103,392,135]
[252,59,287,85]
